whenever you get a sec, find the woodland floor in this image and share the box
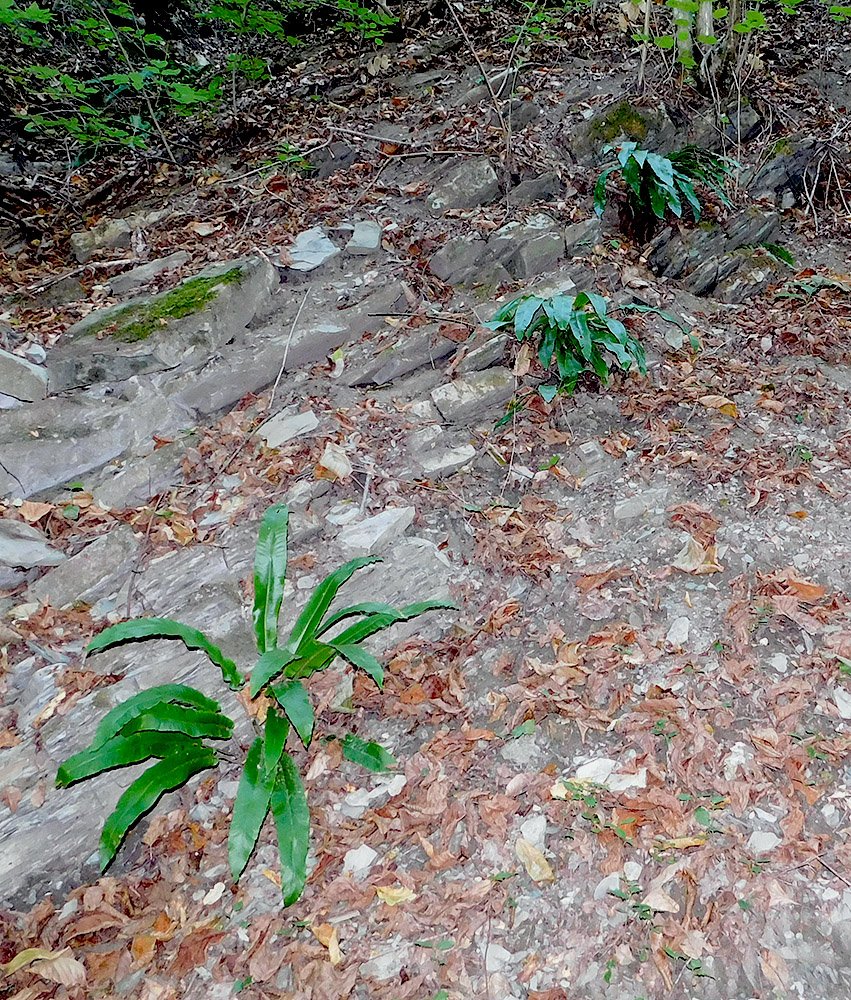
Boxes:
[2,6,851,1000]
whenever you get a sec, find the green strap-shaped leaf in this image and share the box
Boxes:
[317,602,399,634]
[229,737,275,881]
[271,680,314,747]
[674,173,702,219]
[342,734,397,772]
[57,731,198,787]
[595,331,635,370]
[568,309,593,364]
[594,165,616,217]
[90,684,222,750]
[483,296,522,330]
[100,746,217,870]
[270,752,309,907]
[264,706,290,776]
[120,703,233,741]
[282,557,378,658]
[513,296,544,339]
[318,598,455,637]
[250,648,299,697]
[87,618,241,689]
[252,504,289,655]
[329,642,384,688]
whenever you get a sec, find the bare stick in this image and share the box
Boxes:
[445,0,507,135]
[269,289,310,413]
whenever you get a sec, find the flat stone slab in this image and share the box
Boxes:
[0,347,48,402]
[257,408,320,448]
[288,227,341,271]
[27,523,139,608]
[431,368,514,425]
[0,519,65,569]
[338,507,416,555]
[47,256,279,392]
[107,251,191,296]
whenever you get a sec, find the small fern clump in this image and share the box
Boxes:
[595,142,737,241]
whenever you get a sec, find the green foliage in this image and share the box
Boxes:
[3,0,395,157]
[505,0,591,44]
[595,142,736,234]
[59,504,453,905]
[484,291,646,396]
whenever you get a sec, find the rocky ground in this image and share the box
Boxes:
[2,9,851,999]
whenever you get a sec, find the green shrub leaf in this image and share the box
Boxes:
[100,746,217,870]
[270,752,309,906]
[253,503,289,654]
[229,737,276,881]
[282,557,379,658]
[250,648,298,696]
[57,731,198,787]
[119,703,233,740]
[87,618,241,689]
[329,642,384,688]
[264,705,290,776]
[271,680,314,747]
[90,684,222,749]
[342,734,397,772]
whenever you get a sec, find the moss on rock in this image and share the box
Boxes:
[87,268,243,343]
[589,101,652,144]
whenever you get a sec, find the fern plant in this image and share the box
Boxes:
[57,504,453,905]
[485,291,646,398]
[594,142,736,240]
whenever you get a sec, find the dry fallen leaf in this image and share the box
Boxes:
[18,501,53,522]
[29,949,87,987]
[550,780,571,800]
[656,835,707,850]
[310,923,342,965]
[699,394,738,418]
[261,869,282,888]
[672,535,722,575]
[375,885,417,906]
[642,887,680,913]
[515,837,555,883]
[186,221,220,237]
[760,949,790,990]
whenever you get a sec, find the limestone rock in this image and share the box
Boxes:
[564,217,603,257]
[47,256,279,392]
[107,251,190,296]
[511,172,563,205]
[338,507,416,555]
[746,137,819,208]
[89,438,190,510]
[428,237,488,285]
[346,221,382,255]
[648,209,781,298]
[287,227,340,271]
[258,408,319,448]
[431,368,514,425]
[69,210,168,264]
[456,333,508,374]
[418,444,476,478]
[427,158,500,215]
[28,524,139,608]
[0,387,182,499]
[0,347,48,402]
[342,326,457,386]
[489,213,564,279]
[0,520,65,569]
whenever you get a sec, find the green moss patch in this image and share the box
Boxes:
[88,268,242,343]
[589,101,652,144]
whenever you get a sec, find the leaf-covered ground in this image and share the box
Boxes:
[2,5,851,998]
